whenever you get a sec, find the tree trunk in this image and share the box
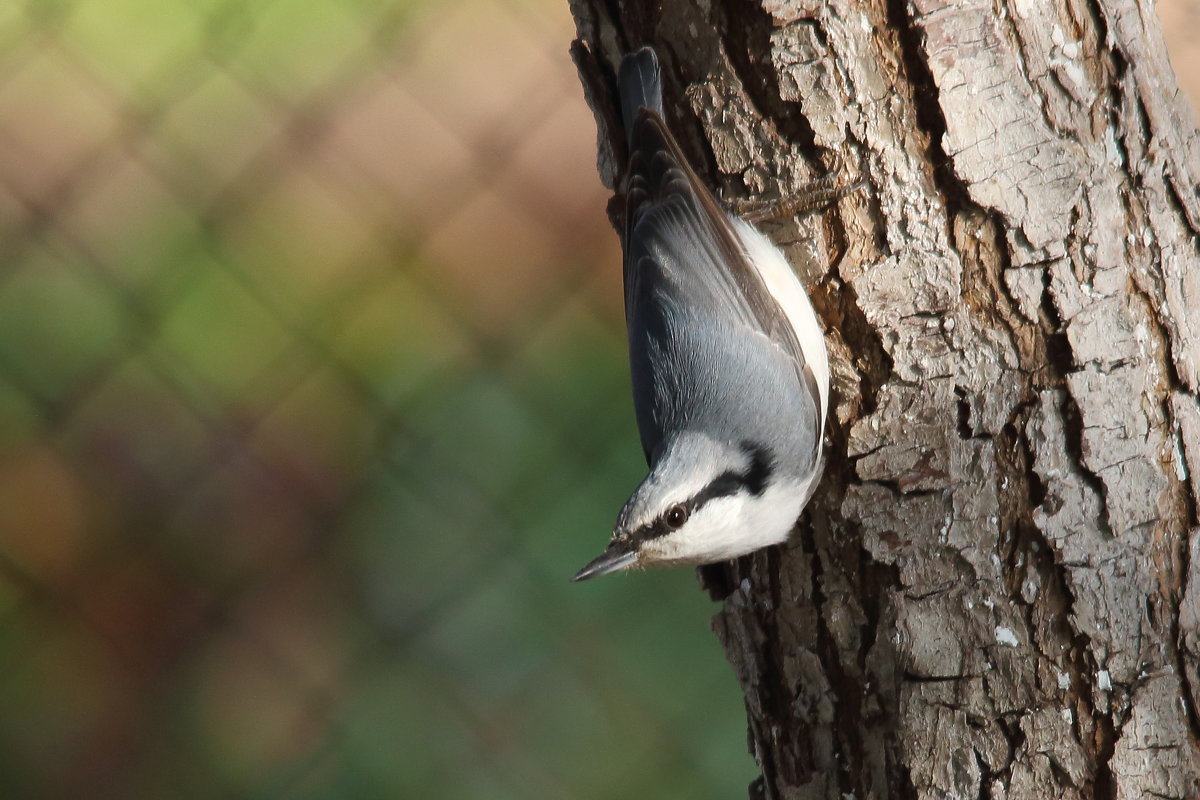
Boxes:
[568,0,1200,797]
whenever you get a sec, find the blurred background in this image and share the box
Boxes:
[0,1,1195,798]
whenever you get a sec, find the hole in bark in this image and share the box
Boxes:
[954,386,975,440]
[1044,330,1072,375]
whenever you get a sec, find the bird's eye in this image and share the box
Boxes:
[665,504,688,529]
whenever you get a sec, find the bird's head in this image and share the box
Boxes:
[572,432,804,581]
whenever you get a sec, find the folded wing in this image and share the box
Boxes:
[621,110,823,463]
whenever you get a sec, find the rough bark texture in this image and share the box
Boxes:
[569,0,1200,797]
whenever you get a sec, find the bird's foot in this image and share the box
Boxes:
[730,163,865,224]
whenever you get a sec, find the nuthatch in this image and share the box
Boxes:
[573,47,852,581]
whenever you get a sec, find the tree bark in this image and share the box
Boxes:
[569,0,1200,797]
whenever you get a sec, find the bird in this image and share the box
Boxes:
[571,46,841,582]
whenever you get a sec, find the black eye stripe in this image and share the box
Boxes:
[739,442,773,496]
[691,470,743,505]
[635,443,774,540]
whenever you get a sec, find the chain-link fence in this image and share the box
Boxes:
[0,1,758,797]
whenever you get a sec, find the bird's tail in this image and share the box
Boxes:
[617,47,663,150]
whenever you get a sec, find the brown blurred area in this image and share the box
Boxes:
[1162,0,1200,113]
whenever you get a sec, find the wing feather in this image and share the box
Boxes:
[621,110,823,461]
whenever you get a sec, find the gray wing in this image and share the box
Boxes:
[621,111,821,462]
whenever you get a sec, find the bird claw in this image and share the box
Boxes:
[728,157,866,224]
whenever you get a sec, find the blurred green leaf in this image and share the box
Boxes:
[0,243,129,403]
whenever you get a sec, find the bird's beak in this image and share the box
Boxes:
[570,543,637,582]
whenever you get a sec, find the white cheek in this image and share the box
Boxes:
[646,479,811,565]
